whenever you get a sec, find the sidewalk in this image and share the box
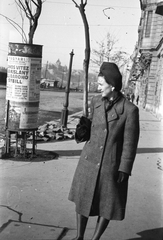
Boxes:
[0,108,163,240]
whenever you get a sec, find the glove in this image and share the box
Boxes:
[117,171,129,183]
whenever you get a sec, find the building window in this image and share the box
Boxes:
[145,11,153,37]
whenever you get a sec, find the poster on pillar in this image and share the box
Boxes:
[6,43,42,130]
[6,56,41,102]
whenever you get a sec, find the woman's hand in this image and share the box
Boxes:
[117,171,129,183]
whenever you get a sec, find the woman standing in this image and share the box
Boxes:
[68,62,140,240]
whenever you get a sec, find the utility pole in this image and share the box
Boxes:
[60,50,74,128]
[44,61,48,79]
[78,73,80,90]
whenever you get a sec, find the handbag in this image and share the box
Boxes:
[75,116,91,143]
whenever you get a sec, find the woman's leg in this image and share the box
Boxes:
[72,213,88,240]
[91,216,109,240]
[94,216,100,234]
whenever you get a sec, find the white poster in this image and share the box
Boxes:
[6,56,41,102]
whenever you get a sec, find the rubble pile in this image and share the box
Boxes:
[29,120,75,142]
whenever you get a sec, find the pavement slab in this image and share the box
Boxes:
[0,219,66,240]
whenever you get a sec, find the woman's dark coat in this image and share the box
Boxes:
[68,94,140,220]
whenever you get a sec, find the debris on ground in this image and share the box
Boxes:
[0,120,76,151]
[30,121,75,142]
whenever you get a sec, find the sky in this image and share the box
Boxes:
[0,0,141,71]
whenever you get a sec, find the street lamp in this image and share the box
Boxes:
[60,50,74,128]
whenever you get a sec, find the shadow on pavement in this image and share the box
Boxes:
[2,150,58,162]
[55,149,82,157]
[127,227,163,240]
[137,148,163,153]
[140,119,162,122]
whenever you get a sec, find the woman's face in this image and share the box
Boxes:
[97,76,112,97]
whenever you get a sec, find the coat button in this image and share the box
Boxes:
[97,163,100,167]
[92,124,94,127]
[100,146,103,150]
[112,114,114,117]
[85,155,88,159]
[88,140,91,143]
[104,128,107,132]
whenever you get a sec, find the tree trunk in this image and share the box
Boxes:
[79,7,90,117]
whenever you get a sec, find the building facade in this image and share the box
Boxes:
[130,0,163,119]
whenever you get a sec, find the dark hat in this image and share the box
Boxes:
[99,62,122,91]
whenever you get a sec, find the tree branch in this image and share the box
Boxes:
[33,0,42,19]
[82,0,87,8]
[15,0,26,42]
[31,0,39,8]
[16,0,30,20]
[25,0,35,21]
[72,0,79,8]
[0,13,27,43]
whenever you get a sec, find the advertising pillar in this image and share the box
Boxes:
[6,42,42,130]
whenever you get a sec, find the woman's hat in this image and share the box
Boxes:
[99,62,122,91]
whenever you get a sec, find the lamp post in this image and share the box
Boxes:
[61,50,74,127]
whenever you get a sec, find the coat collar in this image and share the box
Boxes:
[94,94,125,122]
[114,95,125,115]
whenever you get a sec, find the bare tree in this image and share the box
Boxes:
[0,0,43,44]
[72,0,90,117]
[91,41,105,67]
[15,0,43,44]
[91,32,117,67]
[110,50,129,69]
[91,32,129,70]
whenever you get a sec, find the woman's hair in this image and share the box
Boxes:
[98,72,104,77]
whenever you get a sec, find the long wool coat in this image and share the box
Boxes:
[68,94,140,220]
